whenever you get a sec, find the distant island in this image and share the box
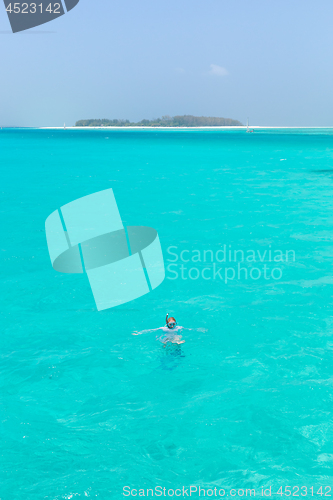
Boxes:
[75,115,243,128]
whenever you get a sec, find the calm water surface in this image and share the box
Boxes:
[1,129,333,498]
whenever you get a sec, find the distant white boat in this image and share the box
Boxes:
[246,118,254,133]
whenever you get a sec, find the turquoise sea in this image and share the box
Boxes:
[2,128,333,499]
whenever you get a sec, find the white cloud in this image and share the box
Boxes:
[208,64,229,77]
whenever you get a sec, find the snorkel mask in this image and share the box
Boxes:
[166,313,177,329]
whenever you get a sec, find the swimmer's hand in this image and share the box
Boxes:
[170,335,185,344]
[132,328,161,335]
[163,339,185,347]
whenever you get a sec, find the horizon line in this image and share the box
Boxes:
[2,126,333,130]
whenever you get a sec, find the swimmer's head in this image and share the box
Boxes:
[166,313,177,329]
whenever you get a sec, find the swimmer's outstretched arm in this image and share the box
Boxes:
[132,327,164,336]
[181,327,207,333]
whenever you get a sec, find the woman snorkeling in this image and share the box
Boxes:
[162,314,185,345]
[132,313,185,344]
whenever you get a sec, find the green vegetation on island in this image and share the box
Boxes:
[75,115,243,128]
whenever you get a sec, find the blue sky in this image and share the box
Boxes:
[1,0,333,127]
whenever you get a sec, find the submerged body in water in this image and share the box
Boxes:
[157,325,185,345]
[133,323,186,371]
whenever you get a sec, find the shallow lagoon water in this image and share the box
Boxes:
[1,129,333,498]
